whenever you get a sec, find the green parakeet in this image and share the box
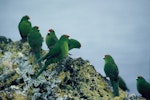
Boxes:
[103,55,119,96]
[27,26,43,65]
[34,34,70,78]
[136,76,150,100]
[46,29,58,49]
[119,76,129,91]
[68,39,81,50]
[46,29,81,50]
[18,15,32,42]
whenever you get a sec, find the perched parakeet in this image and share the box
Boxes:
[46,29,81,50]
[119,76,129,91]
[103,55,119,96]
[18,15,32,41]
[136,76,150,99]
[46,29,58,49]
[68,39,81,50]
[34,34,70,78]
[27,26,43,64]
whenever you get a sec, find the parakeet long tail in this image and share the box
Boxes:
[21,37,27,42]
[34,64,48,78]
[36,53,51,63]
[37,56,44,63]
[111,80,119,96]
[35,52,42,67]
[35,52,40,60]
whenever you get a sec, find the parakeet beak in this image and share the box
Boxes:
[35,26,39,29]
[136,76,142,80]
[27,16,30,19]
[79,44,81,48]
[103,55,107,59]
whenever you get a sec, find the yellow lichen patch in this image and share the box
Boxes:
[57,71,70,85]
[13,93,26,100]
[0,52,3,58]
[57,71,66,81]
[47,63,57,72]
[28,54,35,64]
[6,72,19,86]
[12,62,19,69]
[0,91,14,100]
[10,52,18,60]
[2,60,13,69]
[26,87,34,100]
[0,65,5,74]
[53,87,62,95]
[0,91,26,100]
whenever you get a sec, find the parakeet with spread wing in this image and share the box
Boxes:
[34,34,69,78]
[68,39,81,50]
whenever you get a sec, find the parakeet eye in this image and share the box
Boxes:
[48,33,50,35]
[27,16,30,19]
[35,26,39,29]
[137,76,142,79]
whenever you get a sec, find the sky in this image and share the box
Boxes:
[0,0,150,95]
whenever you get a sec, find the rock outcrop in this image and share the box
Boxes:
[0,36,146,100]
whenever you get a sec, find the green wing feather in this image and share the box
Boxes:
[119,76,129,91]
[68,39,81,50]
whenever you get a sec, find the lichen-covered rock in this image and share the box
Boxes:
[0,37,141,100]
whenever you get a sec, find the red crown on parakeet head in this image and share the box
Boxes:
[64,34,70,38]
[49,29,54,32]
[104,54,111,58]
